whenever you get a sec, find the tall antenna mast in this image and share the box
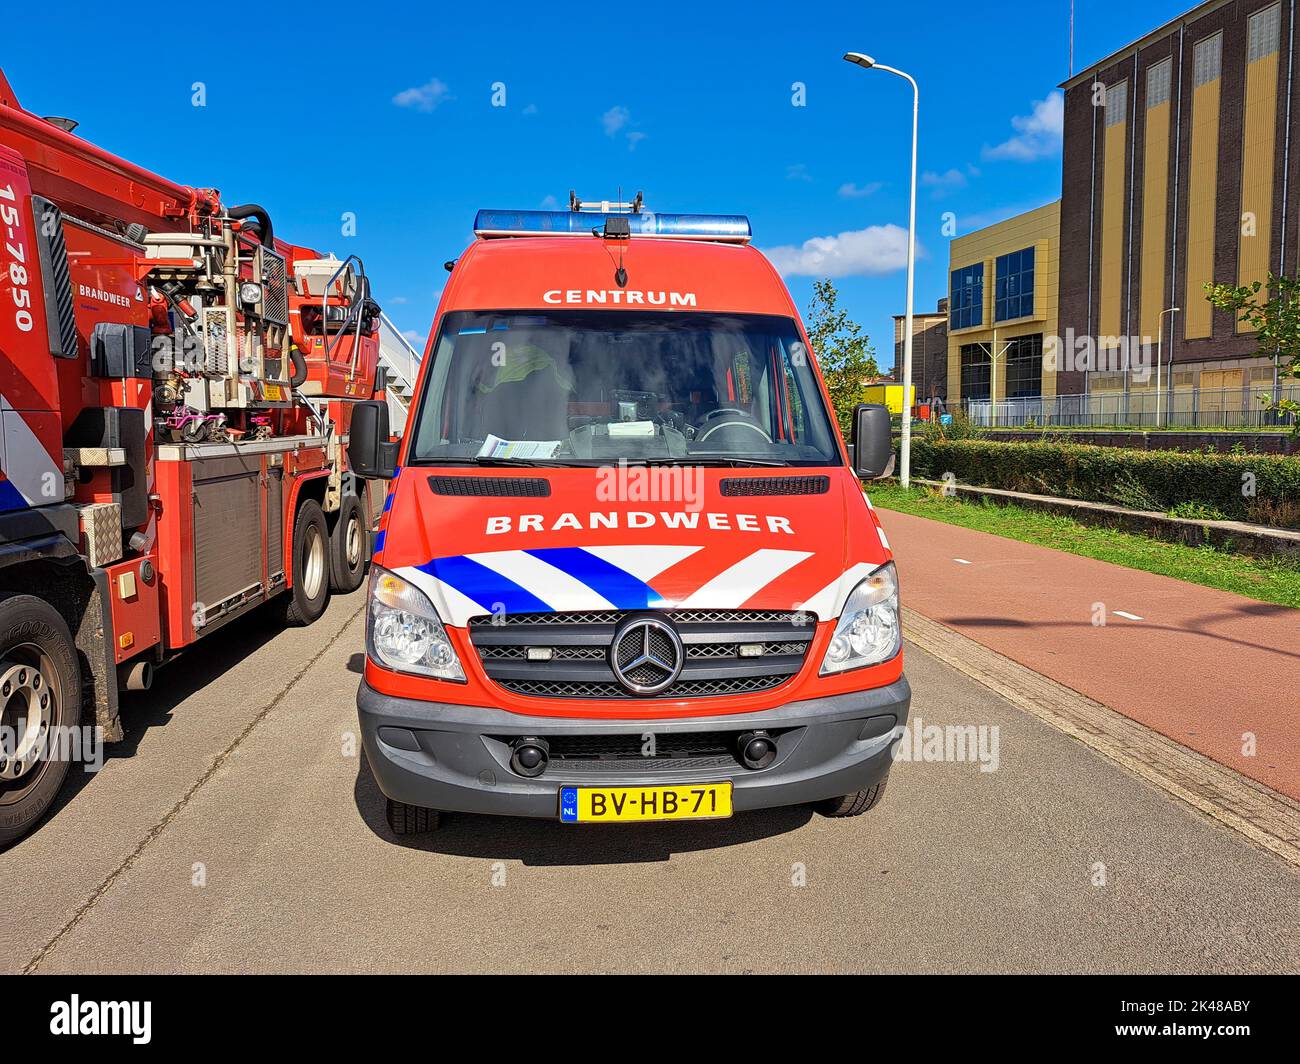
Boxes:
[1070,0,1075,76]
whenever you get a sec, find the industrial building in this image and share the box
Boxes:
[1058,0,1298,423]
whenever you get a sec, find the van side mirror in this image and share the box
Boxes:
[851,403,895,480]
[348,400,398,479]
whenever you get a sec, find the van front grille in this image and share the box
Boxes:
[467,609,814,699]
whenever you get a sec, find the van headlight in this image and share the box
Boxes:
[819,562,900,674]
[366,566,465,681]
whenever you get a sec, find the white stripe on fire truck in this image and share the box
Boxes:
[799,561,878,621]
[676,548,812,610]
[0,392,62,508]
[399,566,485,628]
[579,543,701,583]
[463,549,619,612]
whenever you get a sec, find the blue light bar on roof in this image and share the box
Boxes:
[473,209,752,243]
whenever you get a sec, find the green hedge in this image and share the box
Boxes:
[909,439,1300,529]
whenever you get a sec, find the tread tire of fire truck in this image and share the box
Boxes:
[0,594,81,847]
[814,779,888,818]
[385,798,440,834]
[275,500,331,627]
[329,494,368,594]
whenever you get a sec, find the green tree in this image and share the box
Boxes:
[1204,274,1300,429]
[805,278,879,436]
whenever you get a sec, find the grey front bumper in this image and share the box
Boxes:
[358,677,910,819]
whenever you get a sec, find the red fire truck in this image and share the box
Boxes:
[0,67,390,844]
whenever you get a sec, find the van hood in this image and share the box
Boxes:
[376,468,891,627]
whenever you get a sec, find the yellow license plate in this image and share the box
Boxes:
[559,783,732,823]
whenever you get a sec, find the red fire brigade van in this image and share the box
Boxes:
[350,196,906,832]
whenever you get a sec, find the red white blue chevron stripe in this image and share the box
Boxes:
[394,544,875,627]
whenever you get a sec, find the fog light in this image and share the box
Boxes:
[737,730,777,770]
[510,737,550,778]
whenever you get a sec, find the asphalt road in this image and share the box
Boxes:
[2,591,1297,974]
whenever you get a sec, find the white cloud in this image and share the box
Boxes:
[387,296,409,305]
[838,181,882,199]
[921,168,973,198]
[602,106,645,150]
[983,92,1064,161]
[765,225,915,279]
[402,329,422,344]
[393,78,452,112]
[602,105,631,136]
[603,106,650,149]
[539,194,560,209]
[787,163,814,182]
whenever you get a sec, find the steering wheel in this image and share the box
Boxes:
[696,410,773,444]
[701,407,751,422]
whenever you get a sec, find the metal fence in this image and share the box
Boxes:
[960,383,1300,430]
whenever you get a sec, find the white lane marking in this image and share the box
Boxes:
[953,558,972,565]
[465,550,616,612]
[1114,610,1144,621]
[678,548,813,609]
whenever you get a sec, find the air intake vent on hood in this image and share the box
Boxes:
[719,476,830,497]
[427,476,551,497]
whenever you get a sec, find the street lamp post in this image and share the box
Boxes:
[1155,306,1180,428]
[844,51,918,488]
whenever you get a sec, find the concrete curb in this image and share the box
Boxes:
[914,479,1300,560]
[902,606,1300,871]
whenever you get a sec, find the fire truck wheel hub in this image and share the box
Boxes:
[345,515,363,568]
[0,652,56,782]
[303,525,327,600]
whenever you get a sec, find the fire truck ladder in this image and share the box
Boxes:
[376,312,422,433]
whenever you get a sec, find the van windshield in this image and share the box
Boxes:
[407,310,842,466]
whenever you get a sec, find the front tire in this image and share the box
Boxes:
[329,494,368,594]
[386,798,440,835]
[0,594,81,847]
[814,779,889,818]
[274,499,330,626]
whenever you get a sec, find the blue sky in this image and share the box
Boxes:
[7,0,1191,365]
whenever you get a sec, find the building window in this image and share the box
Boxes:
[960,343,991,401]
[1248,3,1281,62]
[1146,58,1172,108]
[949,263,984,330]
[1105,82,1127,127]
[1003,335,1044,399]
[1194,32,1222,86]
[995,247,1036,321]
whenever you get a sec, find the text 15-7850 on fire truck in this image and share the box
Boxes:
[0,67,393,846]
